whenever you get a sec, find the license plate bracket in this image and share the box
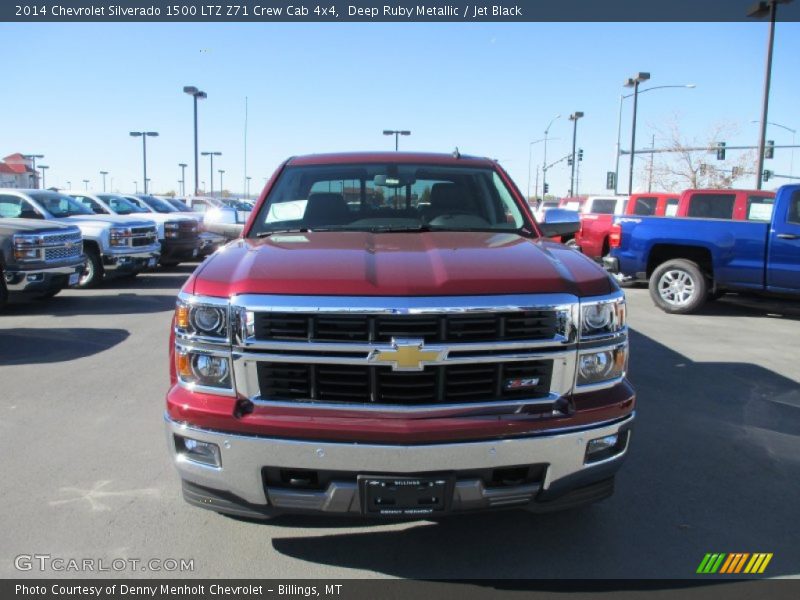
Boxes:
[147,257,157,267]
[68,272,80,286]
[358,474,454,517]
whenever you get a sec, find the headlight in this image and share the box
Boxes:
[175,348,232,391]
[577,344,627,387]
[175,297,229,340]
[109,227,131,247]
[580,295,626,338]
[165,222,180,238]
[12,234,43,262]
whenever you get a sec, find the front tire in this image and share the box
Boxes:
[649,259,708,314]
[78,248,104,288]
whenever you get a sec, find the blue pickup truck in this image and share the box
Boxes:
[604,184,800,313]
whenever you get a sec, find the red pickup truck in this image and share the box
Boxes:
[625,193,680,217]
[165,152,634,519]
[674,189,776,221]
[570,196,627,260]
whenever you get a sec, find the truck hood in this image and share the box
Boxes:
[0,218,77,235]
[189,231,615,298]
[61,215,155,228]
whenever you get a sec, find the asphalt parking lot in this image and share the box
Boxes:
[1,267,798,580]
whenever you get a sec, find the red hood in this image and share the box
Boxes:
[187,232,615,298]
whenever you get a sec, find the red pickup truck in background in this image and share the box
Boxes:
[624,193,680,217]
[674,189,776,221]
[568,196,627,260]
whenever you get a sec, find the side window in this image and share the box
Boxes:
[746,195,775,222]
[665,198,679,216]
[72,195,107,214]
[686,194,736,219]
[192,201,207,213]
[0,194,23,218]
[633,197,658,215]
[787,192,800,225]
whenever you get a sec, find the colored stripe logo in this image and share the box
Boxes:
[696,553,773,574]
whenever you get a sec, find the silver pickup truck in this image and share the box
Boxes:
[0,189,160,287]
[0,218,85,308]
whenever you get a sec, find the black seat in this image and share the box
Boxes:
[424,183,475,220]
[304,192,350,227]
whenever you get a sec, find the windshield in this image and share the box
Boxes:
[249,163,528,236]
[137,195,176,214]
[589,199,619,214]
[98,194,147,215]
[220,198,253,211]
[30,192,94,217]
[167,198,192,211]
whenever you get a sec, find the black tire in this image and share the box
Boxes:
[649,259,708,314]
[78,248,104,288]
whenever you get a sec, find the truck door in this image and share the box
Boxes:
[767,189,800,292]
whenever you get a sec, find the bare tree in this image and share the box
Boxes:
[642,117,756,192]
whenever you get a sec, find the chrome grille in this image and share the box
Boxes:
[254,311,560,344]
[130,226,158,247]
[256,360,553,405]
[42,230,82,263]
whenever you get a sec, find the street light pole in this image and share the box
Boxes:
[178,163,188,196]
[749,0,791,189]
[133,181,138,194]
[129,131,158,194]
[383,129,411,151]
[100,171,108,192]
[184,86,207,196]
[568,112,584,197]
[541,114,560,200]
[218,169,225,194]
[201,152,222,196]
[625,72,651,195]
[83,179,89,191]
[24,154,44,188]
[246,176,252,199]
[39,165,49,189]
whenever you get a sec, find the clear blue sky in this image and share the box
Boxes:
[2,21,798,196]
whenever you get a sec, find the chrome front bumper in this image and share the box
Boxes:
[102,246,161,273]
[165,413,633,515]
[5,262,85,292]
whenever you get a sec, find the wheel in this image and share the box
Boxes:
[78,248,104,288]
[649,259,708,314]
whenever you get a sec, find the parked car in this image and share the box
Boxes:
[624,193,680,217]
[67,192,201,267]
[605,184,800,313]
[532,199,561,222]
[0,190,159,287]
[165,152,634,519]
[186,195,252,230]
[120,195,202,266]
[573,195,628,260]
[0,218,85,308]
[160,196,227,256]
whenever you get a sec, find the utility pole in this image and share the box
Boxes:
[568,112,584,196]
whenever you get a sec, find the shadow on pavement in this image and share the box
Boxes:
[0,327,129,366]
[1,291,177,317]
[267,328,800,580]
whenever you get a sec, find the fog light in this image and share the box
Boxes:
[26,273,44,282]
[585,432,627,464]
[577,344,627,386]
[191,354,229,382]
[176,435,221,467]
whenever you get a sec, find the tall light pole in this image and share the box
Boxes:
[183,86,207,196]
[39,165,49,189]
[82,179,90,191]
[201,151,222,196]
[568,112,584,197]
[129,131,158,194]
[218,169,225,194]
[624,72,651,195]
[24,154,44,188]
[383,129,410,151]
[178,163,188,196]
[614,83,695,194]
[133,181,138,193]
[527,138,550,200]
[246,176,252,198]
[541,114,560,200]
[749,0,792,189]
[99,170,109,192]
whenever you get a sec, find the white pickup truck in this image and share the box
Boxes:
[0,189,160,287]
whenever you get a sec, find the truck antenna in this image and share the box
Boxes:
[452,147,461,159]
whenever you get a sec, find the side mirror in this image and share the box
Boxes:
[538,209,580,237]
[204,222,244,239]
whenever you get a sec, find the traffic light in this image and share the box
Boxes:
[762,169,773,182]
[567,156,573,166]
[716,142,726,160]
[578,149,584,162]
[606,171,616,190]
[543,183,549,194]
[765,140,775,160]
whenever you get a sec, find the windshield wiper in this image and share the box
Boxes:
[256,227,343,237]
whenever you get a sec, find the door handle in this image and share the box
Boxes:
[776,233,799,240]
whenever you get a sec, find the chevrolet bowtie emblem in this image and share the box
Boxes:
[370,339,445,371]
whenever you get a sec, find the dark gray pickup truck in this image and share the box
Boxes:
[0,218,85,308]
